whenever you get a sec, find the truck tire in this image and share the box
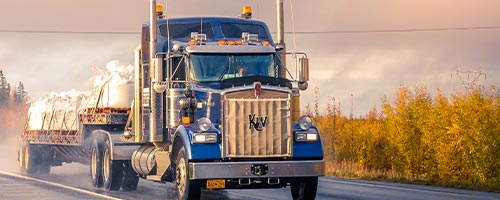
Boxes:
[38,159,51,174]
[18,144,26,174]
[175,147,201,200]
[38,146,52,174]
[121,161,139,191]
[102,139,124,191]
[90,138,104,187]
[290,177,318,200]
[23,143,39,174]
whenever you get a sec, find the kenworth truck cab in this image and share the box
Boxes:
[128,3,324,198]
[17,1,324,200]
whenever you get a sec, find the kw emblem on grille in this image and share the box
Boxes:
[249,114,268,131]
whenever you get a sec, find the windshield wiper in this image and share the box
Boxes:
[218,56,234,81]
[217,65,230,81]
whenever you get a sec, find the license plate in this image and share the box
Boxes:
[206,179,226,189]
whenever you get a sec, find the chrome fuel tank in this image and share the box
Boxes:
[166,88,185,128]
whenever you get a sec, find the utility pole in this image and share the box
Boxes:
[452,68,486,94]
[333,97,336,161]
[350,93,354,147]
[332,97,336,132]
[350,93,354,120]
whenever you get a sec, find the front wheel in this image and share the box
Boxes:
[290,177,318,200]
[175,147,201,200]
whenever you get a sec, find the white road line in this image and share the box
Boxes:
[0,170,122,200]
[321,178,497,200]
[224,190,285,200]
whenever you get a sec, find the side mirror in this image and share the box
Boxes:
[299,57,309,82]
[298,57,309,91]
[298,81,308,90]
[153,57,166,93]
[275,45,284,52]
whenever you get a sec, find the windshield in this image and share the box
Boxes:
[189,54,277,82]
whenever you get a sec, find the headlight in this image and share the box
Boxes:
[192,133,217,144]
[197,117,212,132]
[298,116,312,130]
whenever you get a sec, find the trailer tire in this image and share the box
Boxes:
[121,161,139,191]
[175,147,201,200]
[38,160,51,174]
[18,143,26,174]
[290,177,318,200]
[90,138,104,187]
[23,143,39,174]
[102,139,124,191]
[38,146,52,174]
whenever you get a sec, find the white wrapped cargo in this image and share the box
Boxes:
[27,99,46,131]
[26,60,134,131]
[100,74,134,108]
[95,60,134,108]
[27,91,86,131]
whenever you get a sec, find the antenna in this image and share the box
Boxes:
[277,0,286,78]
[452,68,486,94]
[200,17,203,34]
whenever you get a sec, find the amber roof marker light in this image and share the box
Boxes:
[241,6,252,19]
[156,5,163,16]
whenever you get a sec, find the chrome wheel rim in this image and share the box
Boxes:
[103,148,110,183]
[24,145,29,171]
[91,147,97,180]
[18,146,24,168]
[176,158,186,195]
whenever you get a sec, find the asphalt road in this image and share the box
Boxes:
[2,163,500,200]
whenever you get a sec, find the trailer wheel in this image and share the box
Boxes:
[175,147,201,200]
[90,139,104,187]
[38,160,51,174]
[290,177,318,200]
[23,143,39,174]
[18,144,26,174]
[38,146,52,174]
[121,161,139,191]
[102,139,124,191]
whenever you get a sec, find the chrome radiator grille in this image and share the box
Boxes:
[223,96,292,158]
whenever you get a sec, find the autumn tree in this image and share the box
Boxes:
[0,70,10,105]
[13,81,28,104]
[317,84,500,189]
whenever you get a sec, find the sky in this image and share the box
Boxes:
[1,0,500,116]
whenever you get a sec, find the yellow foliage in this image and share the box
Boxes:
[316,85,500,186]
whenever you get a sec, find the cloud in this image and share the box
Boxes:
[2,0,500,117]
[0,34,139,100]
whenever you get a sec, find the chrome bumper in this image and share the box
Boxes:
[189,160,324,180]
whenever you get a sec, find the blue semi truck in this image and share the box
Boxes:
[18,1,324,199]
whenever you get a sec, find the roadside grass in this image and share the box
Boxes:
[325,161,500,193]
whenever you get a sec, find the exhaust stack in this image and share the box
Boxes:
[149,0,164,144]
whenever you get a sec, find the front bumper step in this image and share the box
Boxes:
[189,160,324,180]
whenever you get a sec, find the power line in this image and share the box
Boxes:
[285,25,500,34]
[0,29,140,35]
[1,25,500,35]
